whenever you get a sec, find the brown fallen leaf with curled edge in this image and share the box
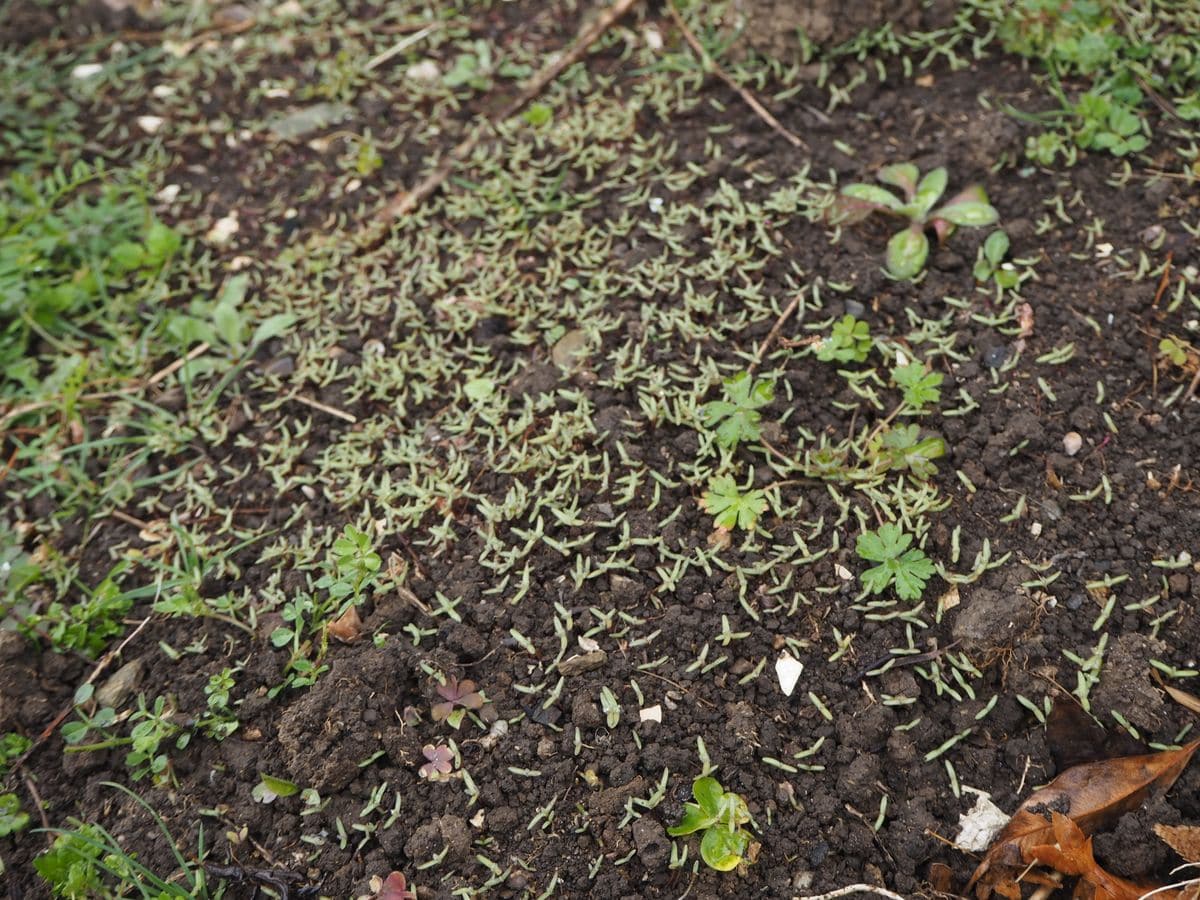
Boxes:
[968,738,1200,897]
[1028,812,1176,900]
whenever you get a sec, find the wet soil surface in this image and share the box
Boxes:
[2,1,1199,898]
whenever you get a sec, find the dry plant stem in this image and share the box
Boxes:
[4,616,153,786]
[666,0,809,152]
[750,292,804,374]
[0,341,210,431]
[794,885,907,900]
[372,0,642,225]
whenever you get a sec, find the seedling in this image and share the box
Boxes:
[856,523,935,601]
[973,231,1019,288]
[892,361,944,412]
[253,773,300,804]
[700,371,773,449]
[0,792,29,836]
[667,776,754,872]
[834,164,999,279]
[816,315,872,364]
[317,524,382,615]
[418,744,455,781]
[1159,336,1195,369]
[373,871,418,900]
[870,425,946,480]
[431,677,484,729]
[701,475,768,531]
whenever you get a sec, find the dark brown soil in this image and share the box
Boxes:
[2,2,1199,899]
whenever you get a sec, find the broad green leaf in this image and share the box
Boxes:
[886,227,929,280]
[692,777,725,817]
[700,826,750,871]
[913,167,947,218]
[935,200,999,227]
[667,804,713,836]
[877,163,919,198]
[983,230,1009,265]
[250,313,296,349]
[840,183,903,211]
[257,773,299,798]
[212,301,244,350]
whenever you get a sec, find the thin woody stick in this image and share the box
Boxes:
[666,0,809,152]
[372,0,642,226]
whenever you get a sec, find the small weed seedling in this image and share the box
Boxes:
[701,475,768,531]
[816,314,872,364]
[973,230,1019,289]
[418,743,455,781]
[318,525,382,615]
[856,523,935,601]
[668,776,754,872]
[431,677,484,729]
[892,361,944,412]
[253,773,300,804]
[701,371,774,449]
[834,164,999,279]
[870,425,946,480]
[373,871,418,900]
[0,791,29,837]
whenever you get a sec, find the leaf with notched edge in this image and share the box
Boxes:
[968,739,1200,896]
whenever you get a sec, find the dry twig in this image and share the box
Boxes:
[666,1,809,151]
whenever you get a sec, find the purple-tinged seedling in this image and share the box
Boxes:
[431,677,484,729]
[832,163,998,280]
[418,744,454,781]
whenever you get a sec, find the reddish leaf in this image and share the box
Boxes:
[326,605,363,643]
[374,871,417,900]
[968,739,1200,896]
[1028,813,1177,900]
[1156,823,1200,864]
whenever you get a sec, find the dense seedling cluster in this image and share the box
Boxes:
[1,0,1198,897]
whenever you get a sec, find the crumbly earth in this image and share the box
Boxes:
[1,1,1198,899]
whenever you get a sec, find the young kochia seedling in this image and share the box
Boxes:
[701,371,773,449]
[834,163,999,279]
[668,776,754,871]
[856,522,935,601]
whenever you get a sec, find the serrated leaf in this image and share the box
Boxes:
[886,227,929,279]
[700,476,767,531]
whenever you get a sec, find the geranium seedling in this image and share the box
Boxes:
[700,371,774,449]
[418,743,454,781]
[701,475,768,532]
[431,677,483,729]
[856,522,935,601]
[667,776,754,872]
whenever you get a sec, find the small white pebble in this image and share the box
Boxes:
[642,24,664,50]
[1063,431,1083,456]
[648,197,663,213]
[775,652,804,697]
[156,184,181,203]
[639,705,662,723]
[1030,521,1043,537]
[136,115,164,135]
[205,211,240,245]
[151,84,175,98]
[406,59,440,82]
[71,63,104,79]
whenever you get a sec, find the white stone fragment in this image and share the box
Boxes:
[775,652,804,697]
[1063,431,1083,456]
[639,705,662,723]
[137,115,165,135]
[72,63,104,79]
[205,211,240,245]
[956,789,1011,852]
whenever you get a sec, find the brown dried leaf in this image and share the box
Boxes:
[1016,302,1035,339]
[968,739,1200,896]
[1156,823,1200,863]
[326,605,363,643]
[1159,680,1200,716]
[1027,812,1170,900]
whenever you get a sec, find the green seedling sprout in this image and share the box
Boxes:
[701,475,768,531]
[973,231,1019,288]
[667,776,754,872]
[834,163,999,279]
[253,773,300,804]
[816,315,872,364]
[700,371,774,449]
[856,522,935,601]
